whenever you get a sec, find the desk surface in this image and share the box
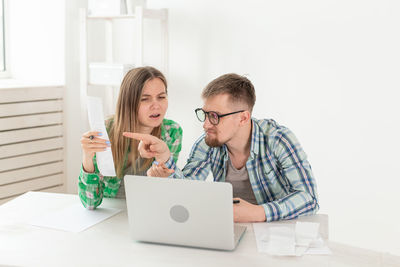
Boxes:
[0,192,399,267]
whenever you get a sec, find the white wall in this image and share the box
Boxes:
[8,0,65,84]
[148,0,400,255]
[65,0,400,255]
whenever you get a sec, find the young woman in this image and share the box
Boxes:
[78,66,182,209]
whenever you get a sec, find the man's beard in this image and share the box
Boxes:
[205,134,224,147]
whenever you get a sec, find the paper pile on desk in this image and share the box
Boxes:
[253,222,332,256]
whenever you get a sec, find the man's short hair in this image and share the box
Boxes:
[202,73,256,112]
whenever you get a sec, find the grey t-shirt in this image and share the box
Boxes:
[225,158,257,205]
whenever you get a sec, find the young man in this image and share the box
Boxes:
[123,73,319,223]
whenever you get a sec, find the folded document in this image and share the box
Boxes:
[253,221,332,256]
[87,96,116,177]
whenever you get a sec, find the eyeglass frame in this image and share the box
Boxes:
[195,108,245,125]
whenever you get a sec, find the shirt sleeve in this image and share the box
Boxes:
[165,135,212,181]
[78,156,104,210]
[262,128,319,222]
[167,124,183,164]
[78,155,122,209]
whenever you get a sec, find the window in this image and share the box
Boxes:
[0,0,7,77]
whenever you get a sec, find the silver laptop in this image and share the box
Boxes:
[124,175,246,250]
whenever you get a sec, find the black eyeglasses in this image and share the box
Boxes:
[195,108,244,125]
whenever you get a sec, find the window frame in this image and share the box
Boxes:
[0,0,9,78]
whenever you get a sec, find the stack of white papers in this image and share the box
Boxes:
[253,222,332,256]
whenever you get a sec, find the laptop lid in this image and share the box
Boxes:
[124,175,237,250]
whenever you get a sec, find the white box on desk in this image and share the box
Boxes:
[89,63,135,86]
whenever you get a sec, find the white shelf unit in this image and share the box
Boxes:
[79,7,169,129]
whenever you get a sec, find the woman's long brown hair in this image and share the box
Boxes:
[108,66,167,178]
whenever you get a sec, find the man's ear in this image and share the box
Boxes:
[239,110,251,126]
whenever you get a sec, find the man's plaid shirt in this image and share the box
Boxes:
[165,118,318,222]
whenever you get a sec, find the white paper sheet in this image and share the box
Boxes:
[28,203,122,233]
[87,96,116,176]
[295,221,320,247]
[266,226,296,256]
[253,222,332,256]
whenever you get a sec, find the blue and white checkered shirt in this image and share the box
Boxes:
[165,118,319,222]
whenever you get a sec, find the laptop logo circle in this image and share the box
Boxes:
[170,205,189,223]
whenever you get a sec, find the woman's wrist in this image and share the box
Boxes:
[156,151,171,164]
[82,153,95,173]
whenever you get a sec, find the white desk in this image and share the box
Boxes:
[0,192,398,267]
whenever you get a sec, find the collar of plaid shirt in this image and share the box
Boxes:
[218,119,260,162]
